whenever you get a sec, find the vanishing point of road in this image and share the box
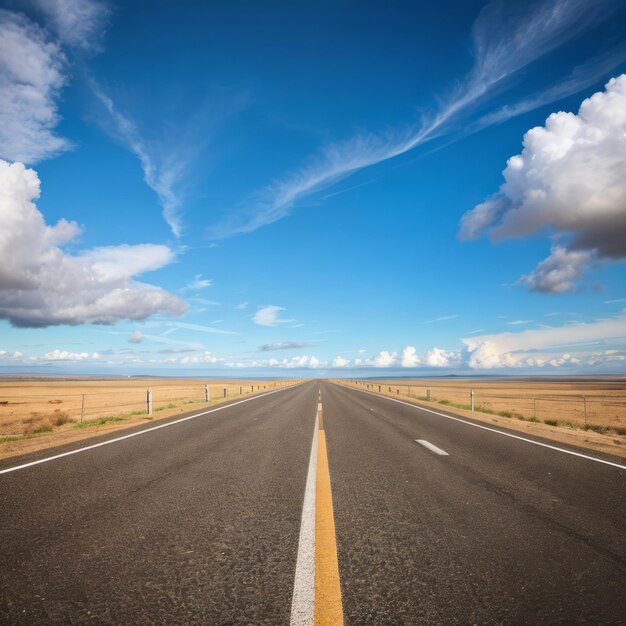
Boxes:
[1,380,625,624]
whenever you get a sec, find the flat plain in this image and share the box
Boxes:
[343,376,626,428]
[0,377,297,459]
[335,376,626,458]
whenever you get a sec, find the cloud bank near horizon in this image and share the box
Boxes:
[7,311,622,372]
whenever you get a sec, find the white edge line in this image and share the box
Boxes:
[290,411,319,626]
[416,439,449,456]
[0,385,297,476]
[341,385,626,471]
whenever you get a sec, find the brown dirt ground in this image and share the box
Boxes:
[0,379,299,461]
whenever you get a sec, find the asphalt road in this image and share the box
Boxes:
[324,382,626,625]
[1,380,625,624]
[0,383,318,625]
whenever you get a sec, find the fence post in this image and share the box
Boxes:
[583,395,587,425]
[470,389,475,412]
[239,386,242,395]
[224,388,227,398]
[427,389,431,401]
[205,384,210,402]
[379,385,381,392]
[80,394,85,424]
[534,397,537,420]
[147,388,153,415]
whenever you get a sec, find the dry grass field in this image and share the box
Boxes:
[333,377,626,459]
[0,378,299,459]
[336,377,626,433]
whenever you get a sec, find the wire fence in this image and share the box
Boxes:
[0,380,299,439]
[335,379,626,434]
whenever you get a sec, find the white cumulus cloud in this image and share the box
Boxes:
[460,75,626,292]
[367,351,397,367]
[0,160,186,327]
[41,349,98,361]
[400,346,420,367]
[518,247,594,293]
[425,347,461,367]
[180,352,220,364]
[332,356,350,368]
[0,10,72,163]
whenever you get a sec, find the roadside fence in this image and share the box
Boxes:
[0,380,300,439]
[334,379,626,434]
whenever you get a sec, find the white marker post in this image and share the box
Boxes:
[470,389,475,412]
[205,384,210,402]
[147,388,153,415]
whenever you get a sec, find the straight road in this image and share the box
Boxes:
[323,381,626,624]
[1,379,625,624]
[0,382,318,624]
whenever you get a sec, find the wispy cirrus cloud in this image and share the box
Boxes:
[466,44,626,134]
[161,321,241,336]
[89,82,190,238]
[25,0,109,50]
[157,348,197,354]
[182,274,213,292]
[253,305,296,327]
[258,341,313,352]
[91,81,250,237]
[209,0,619,238]
[424,314,459,324]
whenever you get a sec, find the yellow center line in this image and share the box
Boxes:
[315,402,344,625]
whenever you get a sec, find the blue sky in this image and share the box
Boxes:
[1,0,625,377]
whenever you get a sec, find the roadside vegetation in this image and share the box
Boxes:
[337,380,626,440]
[431,398,626,436]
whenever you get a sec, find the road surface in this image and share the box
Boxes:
[1,380,624,624]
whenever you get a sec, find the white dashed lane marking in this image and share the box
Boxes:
[415,439,449,456]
